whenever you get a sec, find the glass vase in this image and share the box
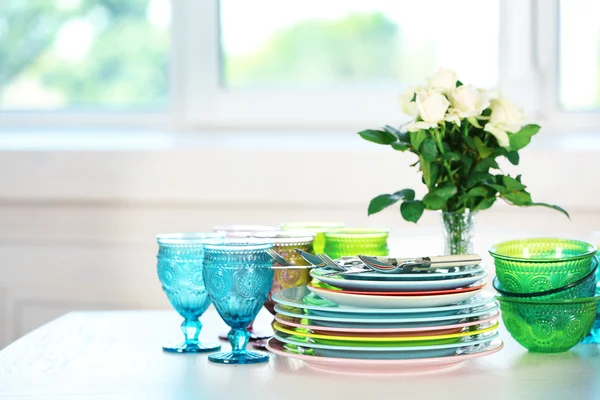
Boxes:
[441,211,476,255]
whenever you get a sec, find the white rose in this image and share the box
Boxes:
[449,85,490,118]
[399,86,420,118]
[427,68,458,94]
[483,98,526,147]
[416,90,450,124]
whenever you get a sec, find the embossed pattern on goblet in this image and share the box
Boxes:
[253,231,315,315]
[323,227,389,259]
[203,240,274,364]
[156,232,224,353]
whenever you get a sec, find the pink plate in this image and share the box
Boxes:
[266,337,504,374]
[274,312,499,336]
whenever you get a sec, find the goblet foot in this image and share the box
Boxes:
[251,339,269,350]
[162,341,221,353]
[208,350,269,364]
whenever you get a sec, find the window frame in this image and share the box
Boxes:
[1,0,599,133]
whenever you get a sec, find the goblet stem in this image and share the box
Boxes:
[228,328,250,353]
[181,319,202,345]
[162,318,220,353]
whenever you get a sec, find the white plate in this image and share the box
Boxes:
[311,268,487,292]
[308,285,484,309]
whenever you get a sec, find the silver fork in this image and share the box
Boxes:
[316,254,347,272]
[318,254,372,276]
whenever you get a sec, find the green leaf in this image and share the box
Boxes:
[384,125,409,143]
[503,176,526,191]
[473,196,497,211]
[400,200,425,223]
[473,158,500,173]
[486,183,505,193]
[410,130,428,151]
[468,187,489,197]
[456,80,463,87]
[433,182,458,200]
[464,136,476,151]
[410,93,417,102]
[444,152,461,161]
[420,138,438,162]
[466,172,492,188]
[503,190,532,205]
[420,157,439,188]
[506,151,520,165]
[516,174,522,182]
[459,153,473,172]
[368,189,416,216]
[422,193,446,210]
[474,137,494,158]
[391,142,409,151]
[529,202,570,219]
[358,129,397,145]
[509,124,540,151]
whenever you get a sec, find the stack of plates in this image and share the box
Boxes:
[267,264,502,374]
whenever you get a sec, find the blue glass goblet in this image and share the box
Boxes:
[203,240,274,364]
[156,232,225,353]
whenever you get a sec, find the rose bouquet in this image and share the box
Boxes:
[358,68,567,253]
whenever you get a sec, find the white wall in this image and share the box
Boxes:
[0,131,598,348]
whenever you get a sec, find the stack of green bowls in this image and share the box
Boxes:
[489,238,598,353]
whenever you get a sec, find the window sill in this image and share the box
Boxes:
[0,129,598,210]
[1,128,600,152]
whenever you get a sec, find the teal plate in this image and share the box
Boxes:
[272,286,496,315]
[274,331,500,360]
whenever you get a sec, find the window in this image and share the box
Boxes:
[220,0,498,90]
[0,0,598,132]
[0,0,170,110]
[559,0,600,111]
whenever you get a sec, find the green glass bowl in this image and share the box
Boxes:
[497,295,599,352]
[489,238,597,293]
[281,222,345,254]
[323,227,389,259]
[493,256,598,300]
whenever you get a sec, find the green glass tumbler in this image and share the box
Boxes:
[281,222,345,254]
[323,227,389,259]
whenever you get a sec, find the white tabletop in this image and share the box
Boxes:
[0,308,599,400]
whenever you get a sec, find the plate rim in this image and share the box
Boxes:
[267,336,504,365]
[307,280,486,296]
[308,285,484,305]
[273,330,500,352]
[272,286,495,314]
[273,302,499,323]
[312,265,486,280]
[311,269,488,291]
[273,312,499,333]
[273,320,500,342]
